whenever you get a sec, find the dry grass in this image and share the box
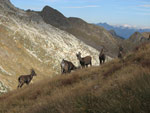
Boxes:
[0,43,150,113]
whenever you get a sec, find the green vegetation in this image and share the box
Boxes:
[0,43,150,113]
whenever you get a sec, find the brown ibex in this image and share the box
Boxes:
[61,59,77,74]
[99,48,105,65]
[118,46,124,59]
[76,52,92,68]
[17,69,37,88]
[118,51,123,59]
[148,34,150,40]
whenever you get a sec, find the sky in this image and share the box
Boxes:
[10,0,150,28]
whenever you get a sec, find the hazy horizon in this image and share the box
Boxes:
[10,0,150,28]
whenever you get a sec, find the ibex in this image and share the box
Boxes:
[61,59,77,74]
[76,52,92,68]
[118,51,123,59]
[118,46,124,59]
[17,69,37,88]
[99,48,105,65]
[148,34,150,40]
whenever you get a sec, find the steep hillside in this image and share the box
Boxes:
[142,32,150,39]
[124,32,149,50]
[117,32,150,53]
[0,0,105,92]
[128,32,147,43]
[0,41,150,113]
[39,6,120,57]
[109,30,124,39]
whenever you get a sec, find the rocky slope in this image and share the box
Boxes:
[109,30,124,39]
[125,32,149,50]
[118,32,150,52]
[128,32,147,43]
[142,32,150,39]
[39,6,120,57]
[0,0,110,93]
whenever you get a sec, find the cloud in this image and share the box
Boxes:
[140,4,150,8]
[134,12,150,16]
[63,5,100,9]
[139,13,150,16]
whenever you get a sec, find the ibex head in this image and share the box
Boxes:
[76,52,81,58]
[31,69,37,76]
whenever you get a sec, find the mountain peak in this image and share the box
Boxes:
[42,5,55,12]
[40,5,70,28]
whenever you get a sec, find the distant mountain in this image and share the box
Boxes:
[97,23,150,39]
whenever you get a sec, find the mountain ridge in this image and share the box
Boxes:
[38,6,121,57]
[97,22,150,39]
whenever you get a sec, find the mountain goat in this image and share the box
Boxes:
[76,52,92,68]
[17,69,37,88]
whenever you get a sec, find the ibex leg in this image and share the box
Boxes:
[20,83,24,88]
[17,84,20,88]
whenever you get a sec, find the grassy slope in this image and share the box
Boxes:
[0,43,150,113]
[0,20,54,90]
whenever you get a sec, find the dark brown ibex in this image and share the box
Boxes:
[148,34,150,40]
[99,48,105,65]
[61,59,77,74]
[118,51,123,59]
[118,46,124,59]
[76,52,92,68]
[17,69,37,88]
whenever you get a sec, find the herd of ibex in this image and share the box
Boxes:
[17,48,123,88]
[17,35,150,88]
